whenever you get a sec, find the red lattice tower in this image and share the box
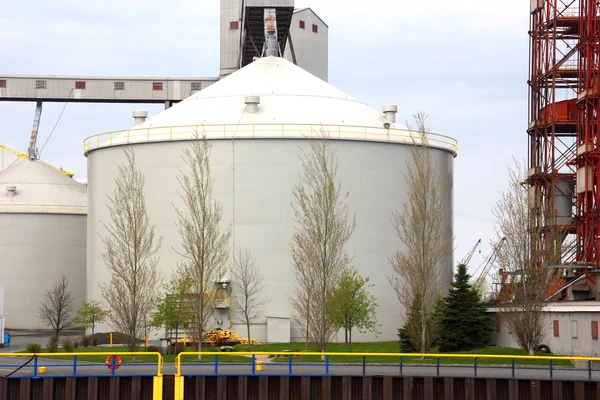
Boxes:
[528,0,579,276]
[576,0,600,271]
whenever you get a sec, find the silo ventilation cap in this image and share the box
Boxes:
[6,185,16,197]
[133,109,148,127]
[245,95,260,114]
[382,105,398,123]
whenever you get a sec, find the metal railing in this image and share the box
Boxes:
[175,351,600,379]
[0,351,163,378]
[0,204,87,214]
[83,123,458,156]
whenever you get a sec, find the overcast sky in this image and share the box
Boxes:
[0,0,527,289]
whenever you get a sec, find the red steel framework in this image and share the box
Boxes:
[576,0,600,272]
[527,0,600,300]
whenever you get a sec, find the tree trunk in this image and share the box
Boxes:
[420,311,427,356]
[91,325,95,347]
[247,322,251,347]
[345,328,348,343]
[349,329,352,352]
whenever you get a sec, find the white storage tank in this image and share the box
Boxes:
[84,56,457,342]
[0,159,87,329]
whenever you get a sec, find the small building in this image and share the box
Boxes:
[488,302,600,357]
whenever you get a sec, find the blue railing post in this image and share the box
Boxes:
[111,355,116,376]
[400,356,403,376]
[362,356,366,376]
[588,360,592,381]
[73,355,77,377]
[215,354,219,375]
[252,355,256,375]
[549,359,553,380]
[33,355,38,378]
[436,357,440,377]
[325,355,329,376]
[288,355,293,376]
[511,358,515,378]
[473,357,477,377]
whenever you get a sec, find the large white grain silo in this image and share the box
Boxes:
[84,55,457,343]
[0,158,87,329]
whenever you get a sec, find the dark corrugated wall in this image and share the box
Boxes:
[1,375,600,399]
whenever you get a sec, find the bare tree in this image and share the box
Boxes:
[99,146,163,353]
[174,132,231,359]
[38,274,75,341]
[491,158,562,354]
[290,129,356,356]
[231,247,268,344]
[388,112,450,354]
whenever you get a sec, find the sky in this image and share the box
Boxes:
[0,0,528,289]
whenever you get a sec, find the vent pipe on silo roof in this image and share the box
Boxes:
[245,95,260,114]
[133,110,148,126]
[6,185,16,197]
[382,105,398,123]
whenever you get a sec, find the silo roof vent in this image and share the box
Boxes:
[245,95,260,114]
[133,109,148,127]
[382,105,398,123]
[6,185,16,197]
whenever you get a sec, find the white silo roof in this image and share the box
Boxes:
[0,158,87,214]
[141,56,391,128]
[84,56,457,156]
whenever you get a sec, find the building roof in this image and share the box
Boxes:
[0,158,87,215]
[293,7,329,28]
[139,56,397,129]
[85,56,457,157]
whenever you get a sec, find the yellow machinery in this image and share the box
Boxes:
[0,144,75,177]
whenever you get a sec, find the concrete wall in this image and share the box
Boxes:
[0,213,86,330]
[86,138,454,342]
[491,311,600,356]
[220,0,242,78]
[284,9,328,82]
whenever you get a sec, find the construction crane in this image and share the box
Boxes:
[0,144,74,177]
[474,237,506,295]
[460,239,481,267]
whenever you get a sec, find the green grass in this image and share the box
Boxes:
[18,342,574,367]
[234,342,573,367]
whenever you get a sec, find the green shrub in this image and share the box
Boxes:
[147,345,159,353]
[80,335,90,348]
[62,339,74,353]
[47,337,58,353]
[26,342,42,353]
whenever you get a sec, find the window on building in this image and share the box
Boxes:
[592,321,598,339]
[114,81,125,90]
[36,80,46,89]
[553,320,560,337]
[0,80,6,88]
[191,82,202,91]
[153,82,163,91]
[75,81,86,89]
[312,24,318,33]
[572,320,578,338]
[230,21,239,29]
[299,20,305,29]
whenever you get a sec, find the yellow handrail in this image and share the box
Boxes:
[0,144,76,177]
[83,123,459,157]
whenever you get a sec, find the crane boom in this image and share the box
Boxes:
[461,239,481,266]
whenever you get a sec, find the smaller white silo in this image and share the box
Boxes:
[0,158,87,330]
